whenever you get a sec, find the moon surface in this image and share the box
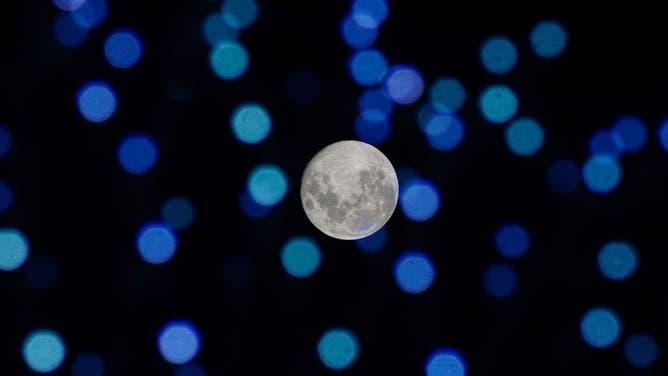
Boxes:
[300,140,399,240]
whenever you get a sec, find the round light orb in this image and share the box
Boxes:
[300,140,398,240]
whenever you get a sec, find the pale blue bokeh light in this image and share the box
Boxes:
[505,117,544,156]
[424,113,465,151]
[174,363,207,376]
[582,155,622,194]
[359,88,393,115]
[203,13,239,46]
[22,329,66,373]
[72,353,105,376]
[317,328,360,370]
[479,85,518,124]
[394,251,435,294]
[400,178,440,221]
[222,0,258,30]
[580,307,622,348]
[158,320,201,365]
[118,133,158,175]
[598,241,637,281]
[77,81,117,123]
[349,49,387,86]
[494,223,529,259]
[341,14,378,49]
[0,228,29,271]
[624,333,658,368]
[480,36,518,74]
[589,130,623,158]
[355,110,391,145]
[430,77,466,113]
[231,103,271,144]
[0,180,13,213]
[210,41,249,80]
[286,70,320,104]
[71,0,107,29]
[384,65,424,105]
[352,0,388,28]
[0,125,12,158]
[247,164,288,206]
[546,159,580,193]
[530,20,568,58]
[281,236,321,278]
[104,29,143,69]
[161,197,195,230]
[611,116,648,153]
[54,13,89,48]
[136,222,178,264]
[482,263,517,298]
[425,348,466,376]
[355,226,387,253]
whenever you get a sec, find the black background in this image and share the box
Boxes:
[2,1,668,374]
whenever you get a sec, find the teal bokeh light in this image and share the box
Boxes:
[0,228,29,271]
[317,328,360,371]
[22,329,67,373]
[247,164,288,206]
[479,85,518,124]
[429,77,466,113]
[530,20,568,58]
[231,103,271,144]
[505,117,544,156]
[210,41,249,80]
[580,307,622,348]
[480,36,518,74]
[281,236,321,278]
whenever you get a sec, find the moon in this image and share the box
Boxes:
[300,140,399,240]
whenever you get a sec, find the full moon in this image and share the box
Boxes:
[300,140,399,240]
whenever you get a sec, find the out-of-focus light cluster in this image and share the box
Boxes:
[104,29,144,69]
[348,49,387,86]
[384,65,424,105]
[53,0,87,12]
[0,227,29,271]
[53,0,108,48]
[246,164,289,207]
[597,241,638,281]
[354,110,391,145]
[72,353,105,376]
[530,20,568,59]
[425,348,466,376]
[478,84,518,124]
[580,307,622,349]
[318,328,360,370]
[231,102,272,144]
[207,0,258,80]
[429,77,466,113]
[624,333,658,368]
[281,236,321,278]
[22,329,67,373]
[480,36,518,75]
[423,113,465,151]
[136,222,178,265]
[482,263,517,298]
[400,177,441,221]
[161,197,196,231]
[494,223,530,259]
[117,133,159,175]
[393,250,435,294]
[77,81,117,124]
[505,117,544,157]
[582,155,621,194]
[158,320,201,365]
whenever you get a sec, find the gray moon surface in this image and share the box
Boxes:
[300,140,399,240]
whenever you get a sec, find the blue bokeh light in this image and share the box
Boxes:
[597,241,638,281]
[26,255,60,289]
[231,102,272,144]
[118,133,158,175]
[221,0,259,30]
[281,236,321,278]
[478,85,518,124]
[22,329,66,373]
[494,223,530,259]
[174,363,207,376]
[136,222,178,265]
[430,77,466,113]
[71,0,108,30]
[223,255,255,287]
[0,228,29,271]
[546,159,580,193]
[104,29,143,69]
[352,0,388,28]
[77,81,117,124]
[72,353,105,376]
[624,333,658,368]
[247,164,288,206]
[0,125,12,158]
[505,117,544,156]
[0,180,13,213]
[317,328,360,371]
[400,178,440,221]
[341,14,378,49]
[423,113,465,151]
[286,70,320,104]
[53,0,87,11]
[355,226,387,253]
[359,88,393,115]
[203,13,239,46]
[349,49,387,86]
[582,155,622,194]
[611,116,648,153]
[210,41,249,80]
[580,307,622,348]
[394,250,435,294]
[425,348,466,376]
[158,320,201,365]
[480,36,518,74]
[54,13,89,48]
[239,189,272,219]
[658,118,668,151]
[384,65,424,105]
[354,110,391,145]
[161,197,195,231]
[482,263,517,298]
[588,130,623,158]
[530,20,568,58]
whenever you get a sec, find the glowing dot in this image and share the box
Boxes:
[658,118,668,151]
[494,223,529,259]
[400,178,440,222]
[0,228,29,271]
[72,353,105,376]
[385,65,424,105]
[22,329,66,373]
[174,363,207,376]
[231,103,271,144]
[582,155,622,194]
[247,164,288,206]
[394,250,435,294]
[425,348,466,376]
[589,130,623,158]
[222,0,259,30]
[354,110,391,145]
[430,77,466,113]
[352,0,388,28]
[210,41,249,80]
[281,236,321,278]
[0,180,13,213]
[530,20,568,58]
[317,328,359,371]
[340,15,378,49]
[286,70,320,104]
[478,85,518,124]
[505,117,544,156]
[104,29,143,69]
[624,333,658,368]
[598,241,638,281]
[239,189,272,219]
[203,13,239,46]
[359,89,393,115]
[158,320,201,365]
[480,36,518,74]
[580,307,622,348]
[424,113,465,152]
[355,226,387,253]
[136,222,178,265]
[161,197,195,231]
[349,49,387,86]
[611,116,648,153]
[223,255,255,287]
[546,159,580,193]
[77,81,117,124]
[53,0,87,11]
[54,13,89,48]
[118,133,158,175]
[482,263,517,298]
[26,255,60,289]
[71,0,108,29]
[0,125,12,158]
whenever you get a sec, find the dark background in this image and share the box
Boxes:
[1,1,668,374]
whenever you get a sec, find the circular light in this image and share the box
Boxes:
[340,14,378,49]
[425,348,466,376]
[505,117,544,156]
[72,353,105,376]
[352,0,388,28]
[355,226,387,253]
[22,329,66,373]
[239,189,272,219]
[210,41,249,80]
[348,49,387,86]
[286,70,320,104]
[580,307,622,348]
[399,178,440,222]
[359,88,393,115]
[71,0,108,29]
[611,115,647,153]
[393,250,435,294]
[384,65,424,105]
[0,180,13,213]
[582,155,622,194]
[117,133,158,175]
[354,110,391,145]
[222,255,255,287]
[624,333,658,368]
[317,328,360,371]
[430,77,466,113]
[281,236,321,278]
[546,159,580,193]
[54,13,89,48]
[597,241,638,281]
[658,118,668,151]
[0,125,12,158]
[423,113,465,151]
[136,222,178,264]
[231,103,271,144]
[77,81,117,123]
[158,320,201,365]
[494,223,529,259]
[203,13,239,46]
[588,130,623,158]
[161,197,195,231]
[0,228,29,271]
[480,36,518,74]
[478,84,518,124]
[482,263,517,298]
[221,0,259,30]
[104,29,143,69]
[247,164,288,206]
[530,20,568,58]
[53,0,87,11]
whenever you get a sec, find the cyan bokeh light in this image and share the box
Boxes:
[582,155,622,194]
[72,353,105,376]
[400,178,440,221]
[247,164,288,206]
[589,130,623,158]
[223,255,255,287]
[478,84,518,124]
[54,13,89,48]
[26,255,60,289]
[239,189,272,219]
[482,263,517,298]
[22,329,66,373]
[530,20,568,58]
[317,328,360,371]
[430,77,466,113]
[611,116,648,153]
[624,333,658,368]
[384,65,424,105]
[71,0,107,29]
[354,110,391,145]
[580,307,622,348]
[352,0,388,28]
[286,70,320,104]
[221,0,259,30]
[210,41,249,80]
[494,223,530,259]
[0,125,12,158]
[0,180,13,213]
[359,88,393,115]
[0,228,29,271]
[393,250,435,294]
[349,49,387,86]
[597,241,638,281]
[423,113,465,151]
[53,0,87,11]
[158,320,201,365]
[355,226,387,253]
[136,222,178,264]
[203,13,239,46]
[161,197,195,231]
[104,29,143,69]
[505,117,544,156]
[77,81,117,123]
[281,236,321,278]
[480,36,518,74]
[118,133,158,175]
[231,102,271,144]
[546,159,580,193]
[174,363,207,376]
[658,118,668,151]
[340,14,378,49]
[425,348,466,376]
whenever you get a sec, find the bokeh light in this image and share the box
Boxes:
[77,81,117,123]
[624,333,658,368]
[359,88,393,115]
[658,118,668,151]
[72,353,105,376]
[286,70,320,104]
[223,255,255,287]
[210,41,249,80]
[494,223,530,259]
[136,222,178,265]
[317,328,360,371]
[22,329,66,373]
[104,29,143,69]
[423,113,465,151]
[393,250,435,294]
[480,36,518,74]
[340,14,378,49]
[505,117,544,156]
[71,0,108,30]
[281,236,321,278]
[117,133,158,175]
[611,116,648,153]
[203,13,239,46]
[0,228,29,271]
[546,159,580,193]
[53,0,87,12]
[355,226,387,253]
[582,155,622,194]
[26,255,60,289]
[478,84,518,124]
[0,125,12,158]
[482,263,517,298]
[425,348,466,376]
[354,110,391,145]
[597,241,638,281]
[348,49,387,86]
[221,0,259,30]
[174,363,207,376]
[239,189,272,219]
[399,178,440,221]
[430,77,466,113]
[588,130,623,158]
[247,164,288,206]
[161,197,195,231]
[352,0,388,28]
[158,320,201,365]
[530,20,568,58]
[231,102,272,144]
[0,179,13,213]
[580,307,622,348]
[54,13,89,48]
[384,65,424,105]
